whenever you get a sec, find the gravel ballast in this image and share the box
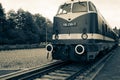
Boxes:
[94,47,120,80]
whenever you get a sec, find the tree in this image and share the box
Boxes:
[113,27,120,39]
[7,10,17,29]
[15,9,42,44]
[0,4,53,45]
[33,14,53,42]
[33,14,46,34]
[0,3,6,30]
[22,11,40,43]
[0,3,7,44]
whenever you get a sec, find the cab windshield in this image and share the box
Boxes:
[57,4,71,14]
[57,2,88,15]
[72,2,87,12]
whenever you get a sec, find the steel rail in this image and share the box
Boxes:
[0,61,69,80]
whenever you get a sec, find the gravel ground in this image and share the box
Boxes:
[0,48,54,75]
[94,47,120,80]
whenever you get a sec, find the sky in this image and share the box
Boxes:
[0,0,120,29]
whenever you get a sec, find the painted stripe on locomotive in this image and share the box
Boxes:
[52,33,115,42]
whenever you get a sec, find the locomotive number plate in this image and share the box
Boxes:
[63,22,77,27]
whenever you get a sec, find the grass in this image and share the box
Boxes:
[0,48,53,70]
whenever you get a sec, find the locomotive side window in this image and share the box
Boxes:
[72,2,87,12]
[102,24,105,35]
[105,24,107,32]
[57,4,71,14]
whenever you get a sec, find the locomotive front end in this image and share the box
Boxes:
[49,1,90,61]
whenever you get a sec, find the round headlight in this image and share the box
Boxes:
[81,33,88,40]
[75,44,85,55]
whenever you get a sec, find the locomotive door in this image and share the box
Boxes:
[102,22,105,40]
[102,22,107,40]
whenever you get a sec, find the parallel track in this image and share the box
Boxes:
[75,49,116,80]
[0,48,116,80]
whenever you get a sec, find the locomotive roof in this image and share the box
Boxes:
[65,0,89,4]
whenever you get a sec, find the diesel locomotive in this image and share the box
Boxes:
[46,0,118,61]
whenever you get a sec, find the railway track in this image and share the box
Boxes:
[0,49,116,80]
[0,61,69,80]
